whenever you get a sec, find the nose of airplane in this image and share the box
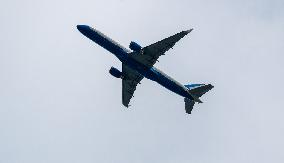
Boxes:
[77,25,89,33]
[77,25,84,32]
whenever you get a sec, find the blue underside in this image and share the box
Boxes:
[77,25,192,100]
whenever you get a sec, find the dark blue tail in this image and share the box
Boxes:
[184,84,214,114]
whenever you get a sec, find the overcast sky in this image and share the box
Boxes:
[1,0,284,163]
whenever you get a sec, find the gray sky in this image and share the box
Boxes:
[1,0,284,162]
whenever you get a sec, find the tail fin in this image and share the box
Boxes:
[184,84,214,114]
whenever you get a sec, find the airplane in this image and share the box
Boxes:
[77,25,213,114]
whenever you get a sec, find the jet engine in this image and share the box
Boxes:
[109,67,123,78]
[129,41,142,52]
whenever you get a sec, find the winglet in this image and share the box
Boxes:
[184,28,193,34]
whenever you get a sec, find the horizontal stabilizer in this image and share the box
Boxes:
[187,84,214,97]
[184,84,214,114]
[184,98,195,114]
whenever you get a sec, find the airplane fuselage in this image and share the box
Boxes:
[77,25,193,100]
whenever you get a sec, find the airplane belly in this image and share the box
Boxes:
[148,67,190,98]
[116,55,191,99]
[77,25,129,62]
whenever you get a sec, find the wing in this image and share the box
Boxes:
[122,64,144,107]
[130,29,193,67]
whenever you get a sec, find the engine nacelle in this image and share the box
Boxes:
[129,41,142,52]
[109,67,123,78]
